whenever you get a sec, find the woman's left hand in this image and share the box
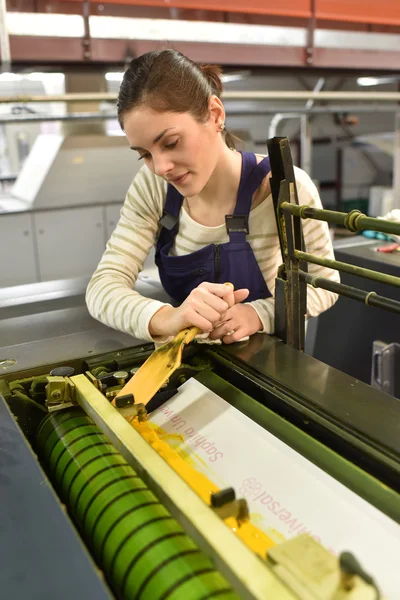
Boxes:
[209,303,263,344]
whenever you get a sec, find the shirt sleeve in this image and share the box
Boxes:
[85,166,172,342]
[249,166,340,334]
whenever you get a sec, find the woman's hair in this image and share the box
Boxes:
[117,49,237,149]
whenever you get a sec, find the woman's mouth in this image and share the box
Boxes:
[171,172,189,185]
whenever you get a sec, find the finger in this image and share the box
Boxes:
[198,282,237,300]
[194,303,223,326]
[200,292,229,315]
[222,326,247,344]
[209,320,235,340]
[233,289,249,304]
[185,312,214,332]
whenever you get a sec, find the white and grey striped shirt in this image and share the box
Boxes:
[86,161,339,341]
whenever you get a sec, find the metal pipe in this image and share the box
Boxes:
[300,271,400,316]
[0,112,118,124]
[268,113,302,138]
[300,114,312,175]
[1,104,400,124]
[280,202,400,236]
[305,77,325,111]
[226,104,400,115]
[0,92,117,104]
[394,112,400,210]
[295,250,400,289]
[0,0,11,72]
[224,92,400,102]
[2,91,400,104]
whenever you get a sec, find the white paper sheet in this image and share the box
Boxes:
[149,378,400,599]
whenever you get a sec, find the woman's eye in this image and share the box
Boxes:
[165,140,178,150]
[138,153,151,161]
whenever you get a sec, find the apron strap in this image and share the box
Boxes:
[156,184,184,258]
[159,184,184,231]
[227,153,271,243]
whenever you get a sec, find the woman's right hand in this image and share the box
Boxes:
[149,281,249,337]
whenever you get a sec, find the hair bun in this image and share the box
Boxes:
[200,64,223,97]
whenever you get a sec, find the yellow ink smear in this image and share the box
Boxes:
[133,419,276,557]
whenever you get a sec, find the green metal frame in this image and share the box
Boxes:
[268,136,400,351]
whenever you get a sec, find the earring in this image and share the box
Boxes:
[220,123,225,131]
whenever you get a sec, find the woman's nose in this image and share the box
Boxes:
[153,154,174,178]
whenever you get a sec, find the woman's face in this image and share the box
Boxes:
[123,102,224,198]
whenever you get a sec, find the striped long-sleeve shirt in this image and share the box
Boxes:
[86,161,339,342]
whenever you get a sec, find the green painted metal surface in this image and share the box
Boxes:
[37,408,238,600]
[197,370,400,525]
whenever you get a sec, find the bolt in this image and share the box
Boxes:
[52,391,61,400]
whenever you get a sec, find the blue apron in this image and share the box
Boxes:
[155,152,272,304]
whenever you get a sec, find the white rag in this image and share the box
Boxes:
[154,330,249,349]
[193,331,249,345]
[378,209,400,244]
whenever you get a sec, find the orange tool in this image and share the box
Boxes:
[113,283,234,408]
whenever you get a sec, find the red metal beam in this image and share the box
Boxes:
[316,0,400,27]
[8,36,400,71]
[62,0,312,19]
[11,1,400,33]
[59,0,400,26]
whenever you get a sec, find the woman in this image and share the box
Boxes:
[86,49,338,344]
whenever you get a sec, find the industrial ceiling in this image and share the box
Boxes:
[1,0,400,70]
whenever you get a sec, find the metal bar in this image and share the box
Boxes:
[305,76,325,111]
[2,91,400,104]
[0,112,117,123]
[281,202,400,236]
[300,114,311,175]
[295,250,400,289]
[284,184,303,350]
[300,271,400,316]
[224,92,400,101]
[1,103,399,124]
[0,0,11,71]
[268,137,306,351]
[305,0,316,66]
[1,104,400,125]
[394,112,400,210]
[0,93,117,104]
[228,105,400,115]
[82,0,91,61]
[267,113,302,139]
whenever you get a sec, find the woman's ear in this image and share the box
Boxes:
[208,94,225,128]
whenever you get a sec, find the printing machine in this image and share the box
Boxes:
[1,302,400,600]
[1,139,400,600]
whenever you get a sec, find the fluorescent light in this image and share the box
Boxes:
[0,71,65,83]
[357,76,398,86]
[105,72,124,82]
[6,12,84,37]
[0,72,22,81]
[357,77,381,86]
[90,16,306,47]
[26,73,65,83]
[221,71,251,83]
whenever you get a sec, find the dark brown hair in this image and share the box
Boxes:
[117,49,236,149]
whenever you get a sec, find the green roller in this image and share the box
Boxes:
[37,408,239,600]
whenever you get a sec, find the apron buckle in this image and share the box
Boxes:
[160,211,179,231]
[225,214,249,234]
